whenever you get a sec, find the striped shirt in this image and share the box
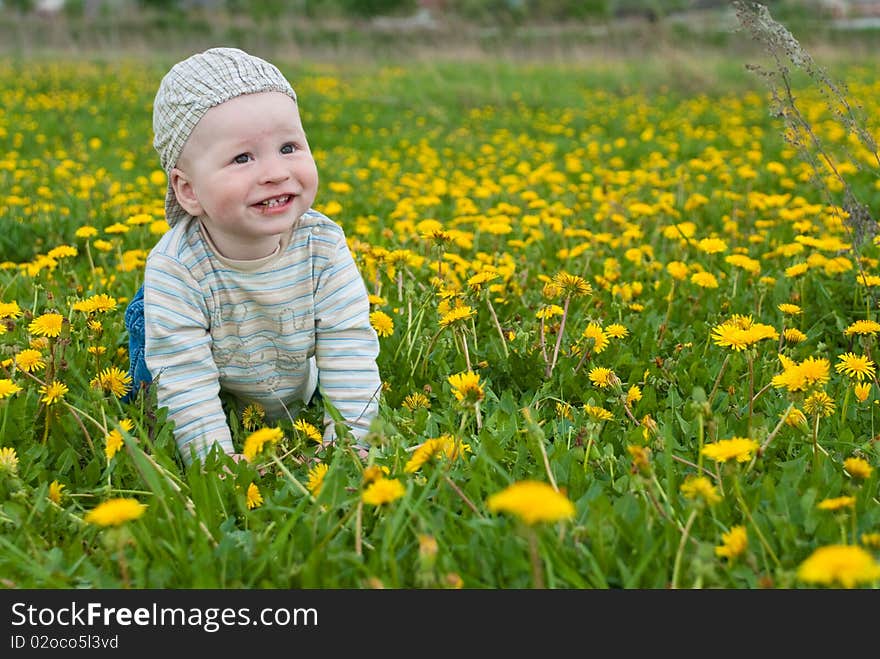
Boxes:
[143,209,381,466]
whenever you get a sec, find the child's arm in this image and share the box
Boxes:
[144,254,234,466]
[313,229,381,448]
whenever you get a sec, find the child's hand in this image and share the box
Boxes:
[218,452,248,479]
[228,452,269,476]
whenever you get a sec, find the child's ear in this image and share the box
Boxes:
[170,167,203,217]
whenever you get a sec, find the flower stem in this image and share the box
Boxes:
[707,354,730,406]
[548,295,571,376]
[270,453,311,499]
[671,509,698,589]
[484,294,509,359]
[732,473,780,569]
[747,353,755,437]
[526,526,545,589]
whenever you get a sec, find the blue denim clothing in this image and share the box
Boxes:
[122,284,152,403]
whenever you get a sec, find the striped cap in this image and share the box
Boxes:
[152,47,298,227]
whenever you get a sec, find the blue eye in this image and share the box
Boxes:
[281,143,296,154]
[233,154,250,164]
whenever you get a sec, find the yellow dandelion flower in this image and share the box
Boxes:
[772,356,829,393]
[72,293,118,314]
[844,319,880,337]
[626,385,642,405]
[84,498,146,527]
[711,323,750,351]
[402,392,431,411]
[581,323,609,354]
[778,303,802,315]
[725,254,761,275]
[39,380,69,405]
[0,379,23,399]
[785,262,809,278]
[104,419,135,461]
[835,353,876,381]
[439,305,475,327]
[680,475,721,505]
[486,480,575,525]
[90,366,132,398]
[126,213,154,225]
[800,357,830,386]
[535,304,564,320]
[246,482,264,509]
[542,280,562,299]
[797,544,880,588]
[75,225,98,239]
[307,462,329,496]
[698,237,728,254]
[783,328,807,344]
[467,271,499,290]
[448,371,484,404]
[555,401,573,419]
[843,457,872,480]
[701,437,759,463]
[861,533,880,549]
[588,367,617,389]
[627,444,651,473]
[604,323,629,339]
[715,525,748,560]
[690,272,719,288]
[803,391,835,417]
[583,404,614,421]
[48,480,65,504]
[362,465,390,485]
[854,382,871,402]
[28,312,64,338]
[405,434,470,473]
[817,496,856,511]
[362,477,405,505]
[30,337,49,350]
[104,222,129,234]
[0,300,23,318]
[241,403,266,431]
[46,245,79,259]
[150,220,169,235]
[784,407,808,429]
[242,427,284,462]
[293,419,323,443]
[0,446,19,475]
[370,310,394,338]
[552,272,592,297]
[421,227,452,244]
[666,261,689,280]
[711,317,779,351]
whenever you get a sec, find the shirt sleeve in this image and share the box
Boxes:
[313,230,381,447]
[144,254,234,466]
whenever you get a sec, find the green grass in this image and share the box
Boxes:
[0,52,879,588]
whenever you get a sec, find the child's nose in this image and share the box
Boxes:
[259,155,291,184]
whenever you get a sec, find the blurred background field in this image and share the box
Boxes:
[2,0,880,63]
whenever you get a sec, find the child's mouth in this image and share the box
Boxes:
[255,195,292,212]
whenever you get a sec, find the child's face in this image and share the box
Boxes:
[170,91,318,259]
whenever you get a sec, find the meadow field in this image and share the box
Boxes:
[1,43,879,588]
